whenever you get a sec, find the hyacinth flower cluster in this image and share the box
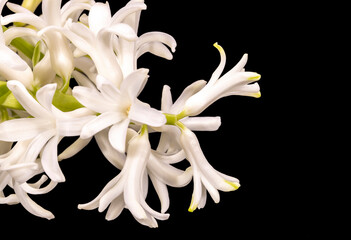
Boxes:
[0,0,261,228]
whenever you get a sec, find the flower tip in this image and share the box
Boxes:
[188,196,198,212]
[225,180,240,191]
[213,42,224,53]
[248,74,261,81]
[253,91,261,98]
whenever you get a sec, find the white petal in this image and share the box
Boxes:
[13,182,54,220]
[111,2,146,25]
[160,85,173,112]
[206,42,226,87]
[42,0,62,26]
[108,118,130,153]
[20,180,57,195]
[99,174,126,213]
[72,86,116,113]
[58,137,92,161]
[180,116,221,131]
[201,175,220,203]
[78,174,122,210]
[151,149,185,164]
[101,23,137,41]
[137,32,177,53]
[1,13,46,29]
[129,101,166,127]
[136,42,174,60]
[23,129,56,164]
[72,70,96,89]
[0,194,19,204]
[36,83,57,112]
[7,80,50,118]
[88,2,111,35]
[123,133,150,220]
[0,118,52,142]
[105,195,125,221]
[148,153,192,187]
[120,68,149,98]
[96,74,121,102]
[170,80,206,114]
[57,115,95,137]
[41,135,65,182]
[80,112,125,139]
[94,128,125,169]
[149,174,169,214]
[3,26,38,45]
[0,47,33,90]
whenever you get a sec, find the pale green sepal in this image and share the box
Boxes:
[1,91,25,110]
[32,41,42,67]
[52,90,83,112]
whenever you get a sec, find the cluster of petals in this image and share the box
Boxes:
[0,0,261,227]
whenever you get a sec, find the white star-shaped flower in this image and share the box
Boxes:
[0,80,95,182]
[73,69,166,153]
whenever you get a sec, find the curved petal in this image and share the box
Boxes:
[41,135,65,182]
[81,112,125,139]
[149,174,170,214]
[88,2,111,36]
[0,118,52,142]
[42,0,62,26]
[161,85,173,112]
[96,74,121,102]
[58,137,92,161]
[57,115,95,137]
[20,179,57,195]
[36,83,57,112]
[100,23,137,41]
[1,13,46,29]
[206,42,226,87]
[136,41,174,60]
[170,80,207,114]
[0,48,33,90]
[7,80,50,118]
[23,129,56,163]
[94,128,125,169]
[180,116,221,131]
[129,101,166,127]
[120,68,149,98]
[105,195,125,221]
[13,182,54,220]
[108,118,130,153]
[3,27,38,45]
[72,86,116,113]
[78,173,122,211]
[137,32,176,53]
[111,2,146,25]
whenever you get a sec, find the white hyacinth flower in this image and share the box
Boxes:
[182,43,261,117]
[78,126,169,228]
[0,80,95,182]
[1,0,94,83]
[73,69,166,153]
[0,0,261,228]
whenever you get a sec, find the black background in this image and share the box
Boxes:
[1,0,337,238]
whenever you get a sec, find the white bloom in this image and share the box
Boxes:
[0,0,33,89]
[0,140,57,219]
[182,43,261,116]
[179,127,240,212]
[57,0,176,85]
[0,80,95,182]
[73,69,166,153]
[78,126,169,228]
[2,0,94,81]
